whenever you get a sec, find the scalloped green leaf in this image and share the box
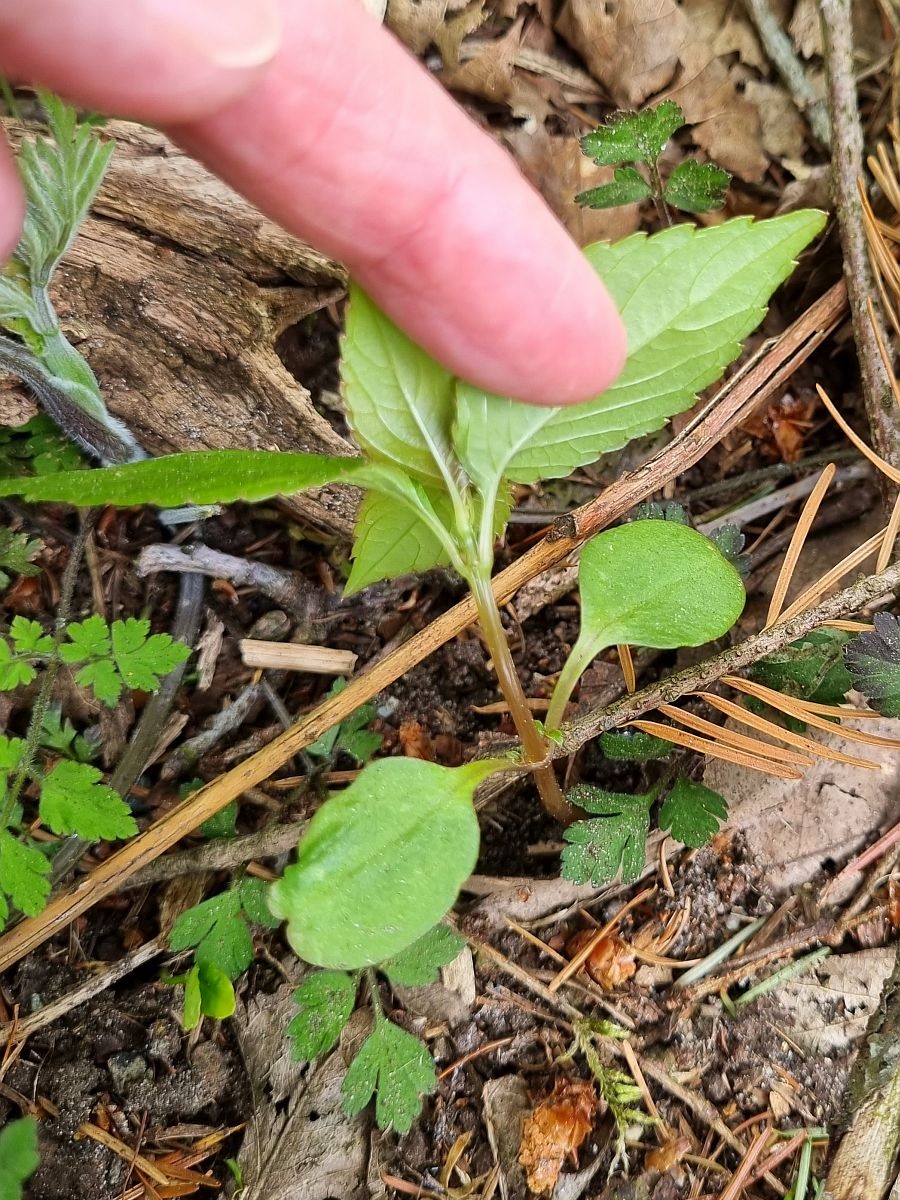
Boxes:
[269,758,502,969]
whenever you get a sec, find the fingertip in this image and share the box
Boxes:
[0,133,25,262]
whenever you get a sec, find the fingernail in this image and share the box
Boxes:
[142,0,282,69]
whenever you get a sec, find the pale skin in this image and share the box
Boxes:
[0,0,626,408]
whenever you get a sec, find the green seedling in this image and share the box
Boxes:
[166,877,280,1027]
[577,101,731,217]
[0,1116,39,1200]
[0,96,828,1129]
[844,612,900,716]
[287,922,465,1132]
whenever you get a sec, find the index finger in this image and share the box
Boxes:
[172,0,626,407]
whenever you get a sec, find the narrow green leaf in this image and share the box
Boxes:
[659,777,728,848]
[844,614,900,717]
[576,167,652,210]
[663,159,731,213]
[288,970,357,1059]
[0,449,355,507]
[453,212,825,493]
[341,285,455,486]
[181,964,202,1031]
[0,1116,39,1200]
[341,1019,436,1132]
[269,758,502,969]
[581,102,684,166]
[379,923,466,987]
[562,786,652,886]
[39,760,137,840]
[0,829,50,915]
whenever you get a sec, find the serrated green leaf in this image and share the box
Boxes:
[341,285,455,486]
[547,521,744,728]
[345,488,450,595]
[0,641,38,691]
[0,1116,39,1200]
[581,102,684,166]
[39,760,137,840]
[0,529,41,587]
[844,613,900,717]
[111,618,191,691]
[306,679,383,764]
[72,658,122,706]
[379,923,466,987]
[239,877,281,928]
[9,616,52,655]
[576,166,652,210]
[269,758,501,969]
[61,613,109,660]
[664,159,731,213]
[0,829,50,915]
[0,734,25,772]
[751,629,852,705]
[288,970,357,1059]
[599,729,671,761]
[169,889,254,980]
[562,786,652,886]
[199,799,237,839]
[452,212,825,495]
[659,777,728,848]
[39,706,99,763]
[342,1019,436,1132]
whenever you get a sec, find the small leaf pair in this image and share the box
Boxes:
[577,101,730,214]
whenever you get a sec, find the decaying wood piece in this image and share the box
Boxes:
[2,118,356,534]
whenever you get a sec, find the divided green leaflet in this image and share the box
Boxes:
[453,211,825,496]
[341,1019,437,1133]
[341,284,456,486]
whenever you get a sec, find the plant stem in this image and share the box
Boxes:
[467,565,573,823]
[1,510,97,828]
[647,160,673,227]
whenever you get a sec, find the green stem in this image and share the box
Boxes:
[647,160,673,227]
[1,511,97,828]
[365,967,385,1021]
[466,564,572,823]
[545,642,595,733]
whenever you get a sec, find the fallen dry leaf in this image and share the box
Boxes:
[565,931,637,990]
[741,390,818,462]
[399,718,435,760]
[503,126,643,244]
[556,0,682,108]
[441,19,552,122]
[645,1133,692,1173]
[387,0,486,65]
[519,1077,600,1195]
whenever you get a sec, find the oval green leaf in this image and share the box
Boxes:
[548,521,744,728]
[269,758,502,969]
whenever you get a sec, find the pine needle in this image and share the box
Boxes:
[721,676,900,748]
[821,619,875,632]
[775,525,887,624]
[618,644,636,693]
[696,691,880,769]
[876,488,900,574]
[627,720,802,779]
[656,702,813,767]
[815,385,900,485]
[765,462,836,628]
